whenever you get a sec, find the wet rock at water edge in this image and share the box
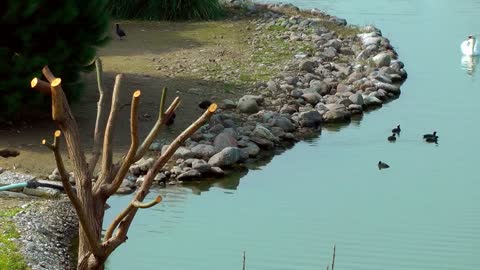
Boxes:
[208,147,241,167]
[298,110,322,128]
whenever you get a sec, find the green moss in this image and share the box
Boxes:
[267,25,287,32]
[0,208,28,270]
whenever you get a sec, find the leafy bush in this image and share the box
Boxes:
[0,0,110,116]
[107,0,224,20]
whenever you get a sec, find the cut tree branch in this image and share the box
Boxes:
[99,74,123,182]
[42,130,102,257]
[103,90,141,196]
[30,78,51,95]
[134,87,168,161]
[103,104,218,255]
[51,78,65,121]
[42,66,56,83]
[103,204,134,241]
[88,58,112,175]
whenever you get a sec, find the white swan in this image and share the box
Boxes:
[461,35,479,56]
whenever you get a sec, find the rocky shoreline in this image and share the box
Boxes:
[113,1,407,193]
[0,2,406,269]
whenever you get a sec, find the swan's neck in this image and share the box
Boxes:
[471,37,476,55]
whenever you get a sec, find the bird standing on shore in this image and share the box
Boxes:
[198,100,212,110]
[378,161,390,170]
[116,23,126,40]
[165,112,176,126]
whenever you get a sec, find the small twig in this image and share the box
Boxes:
[42,130,102,257]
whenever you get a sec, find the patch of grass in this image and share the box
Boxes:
[223,83,236,93]
[107,0,224,20]
[267,25,287,32]
[0,208,28,270]
[321,21,361,37]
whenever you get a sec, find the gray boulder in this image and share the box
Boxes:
[363,95,383,106]
[270,117,296,132]
[208,147,241,167]
[252,124,278,142]
[213,132,238,152]
[237,96,260,114]
[191,144,216,160]
[323,109,351,123]
[349,93,364,106]
[177,170,202,180]
[298,110,322,128]
[299,60,316,73]
[302,92,321,105]
[374,82,400,94]
[372,52,391,67]
[310,80,330,95]
[250,136,274,149]
[242,142,260,157]
[280,104,297,114]
[192,159,212,174]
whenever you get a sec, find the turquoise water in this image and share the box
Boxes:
[105,1,480,269]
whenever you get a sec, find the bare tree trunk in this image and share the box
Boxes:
[31,62,216,270]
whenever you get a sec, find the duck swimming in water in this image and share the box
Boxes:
[423,131,437,139]
[392,124,401,134]
[425,136,438,144]
[378,161,390,170]
[387,133,396,142]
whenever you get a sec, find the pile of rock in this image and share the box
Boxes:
[108,3,407,192]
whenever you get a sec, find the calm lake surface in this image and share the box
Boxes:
[105,1,480,269]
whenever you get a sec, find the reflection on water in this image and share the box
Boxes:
[461,55,479,76]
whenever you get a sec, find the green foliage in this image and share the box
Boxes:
[0,0,110,116]
[107,0,224,20]
[0,208,28,270]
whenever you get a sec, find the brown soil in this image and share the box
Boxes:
[0,19,282,176]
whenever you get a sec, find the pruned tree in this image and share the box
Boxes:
[30,58,217,270]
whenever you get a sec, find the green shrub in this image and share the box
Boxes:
[0,0,110,116]
[107,0,224,20]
